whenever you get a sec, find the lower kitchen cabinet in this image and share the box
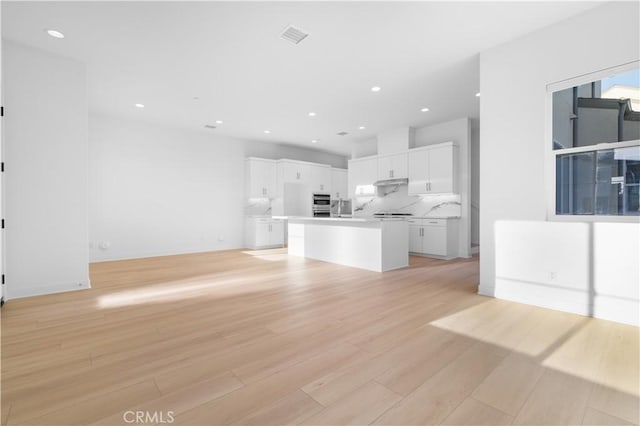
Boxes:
[245,217,284,249]
[408,218,458,258]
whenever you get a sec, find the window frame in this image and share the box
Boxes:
[545,60,640,223]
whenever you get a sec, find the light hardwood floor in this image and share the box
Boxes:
[1,249,638,425]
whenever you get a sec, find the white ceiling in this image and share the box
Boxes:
[2,1,602,156]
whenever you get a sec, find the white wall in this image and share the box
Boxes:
[352,138,377,159]
[89,114,348,262]
[479,2,640,324]
[414,118,472,257]
[378,127,413,155]
[89,114,246,261]
[470,118,480,246]
[0,8,4,304]
[3,42,89,299]
[245,141,347,169]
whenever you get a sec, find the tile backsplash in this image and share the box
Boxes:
[245,198,272,216]
[244,186,461,218]
[353,185,461,217]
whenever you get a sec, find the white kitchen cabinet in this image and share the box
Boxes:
[422,222,448,256]
[348,156,378,198]
[309,164,332,194]
[331,168,348,199]
[408,218,458,258]
[377,153,408,180]
[408,220,423,253]
[245,158,277,198]
[245,217,284,249]
[408,142,457,195]
[278,160,311,185]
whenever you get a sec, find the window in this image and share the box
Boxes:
[552,67,640,216]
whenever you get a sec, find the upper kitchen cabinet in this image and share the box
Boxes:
[377,153,408,180]
[408,142,458,195]
[348,155,378,198]
[331,168,348,200]
[245,157,277,198]
[309,164,332,194]
[277,160,311,187]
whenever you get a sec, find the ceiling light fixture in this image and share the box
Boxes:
[308,112,316,117]
[46,29,65,39]
[475,92,481,97]
[135,103,145,108]
[215,120,223,124]
[311,139,318,144]
[204,124,217,129]
[371,86,381,92]
[359,126,366,130]
[420,107,430,112]
[192,96,200,100]
[264,130,271,134]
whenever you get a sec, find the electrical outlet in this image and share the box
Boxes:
[549,271,557,281]
[218,235,225,242]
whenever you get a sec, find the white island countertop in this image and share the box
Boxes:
[284,216,408,272]
[272,215,407,222]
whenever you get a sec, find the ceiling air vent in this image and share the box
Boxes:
[337,131,348,136]
[281,25,309,45]
[204,124,217,129]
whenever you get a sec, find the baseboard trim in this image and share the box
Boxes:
[7,279,92,300]
[90,246,244,263]
[484,279,639,326]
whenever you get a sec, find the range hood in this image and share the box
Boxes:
[373,178,408,187]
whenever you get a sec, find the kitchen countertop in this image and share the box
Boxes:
[273,215,407,222]
[410,216,461,219]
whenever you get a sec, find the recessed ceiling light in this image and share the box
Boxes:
[264,130,271,134]
[311,139,318,144]
[135,103,145,108]
[46,29,65,39]
[475,92,481,97]
[420,107,430,112]
[192,96,200,100]
[371,86,381,92]
[215,120,223,124]
[308,112,316,117]
[358,126,366,130]
[204,124,217,129]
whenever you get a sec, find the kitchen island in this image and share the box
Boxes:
[280,216,408,272]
